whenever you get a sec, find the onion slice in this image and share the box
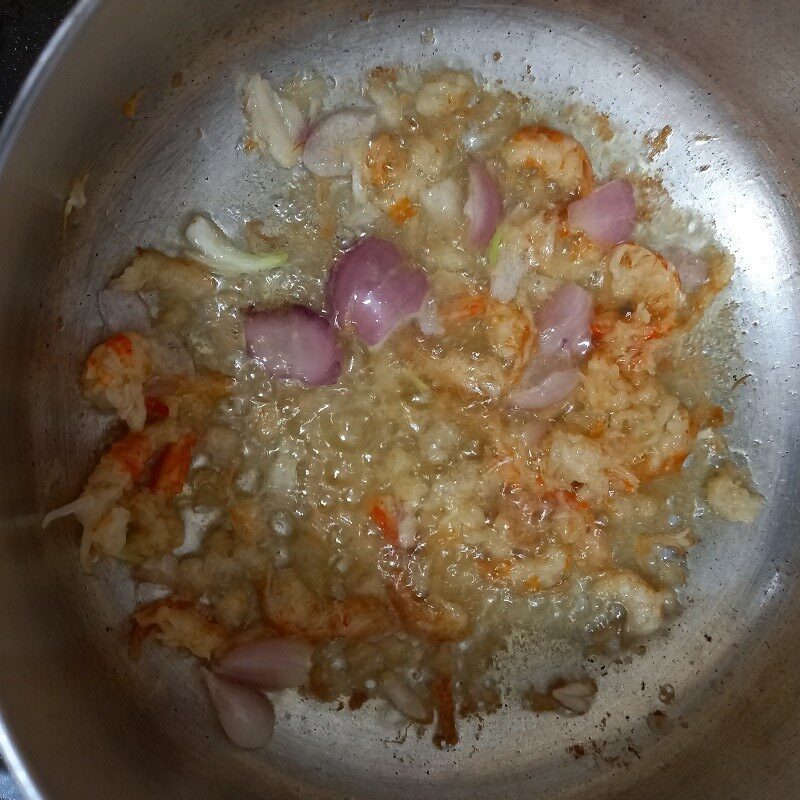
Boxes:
[567,180,635,246]
[508,356,581,410]
[244,305,343,386]
[327,238,429,347]
[663,246,708,293]
[464,160,503,249]
[302,110,376,177]
[213,638,312,690]
[537,282,593,359]
[203,669,275,749]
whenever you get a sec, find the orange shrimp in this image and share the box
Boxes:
[149,432,197,496]
[368,496,399,546]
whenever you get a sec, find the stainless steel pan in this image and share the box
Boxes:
[1,1,798,798]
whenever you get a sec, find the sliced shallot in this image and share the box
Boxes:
[537,282,593,359]
[567,179,635,246]
[382,673,431,722]
[203,669,275,749]
[213,638,312,690]
[302,110,376,177]
[244,305,343,386]
[663,246,709,293]
[508,356,581,410]
[328,238,429,347]
[464,160,503,249]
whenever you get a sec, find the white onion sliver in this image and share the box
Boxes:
[416,295,444,336]
[302,110,376,177]
[490,244,527,302]
[244,305,343,386]
[537,282,593,359]
[567,180,635,246]
[213,638,312,690]
[464,160,503,249]
[203,669,275,749]
[328,237,429,347]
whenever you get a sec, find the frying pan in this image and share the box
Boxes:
[0,0,798,798]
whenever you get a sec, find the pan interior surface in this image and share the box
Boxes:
[0,1,798,799]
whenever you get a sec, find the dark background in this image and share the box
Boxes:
[0,3,75,796]
[0,0,73,116]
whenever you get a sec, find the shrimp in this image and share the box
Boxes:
[405,295,533,398]
[122,490,184,561]
[634,529,696,587]
[605,244,685,337]
[263,568,393,642]
[130,595,227,659]
[580,355,693,483]
[83,332,151,430]
[415,71,476,117]
[478,545,570,594]
[42,419,184,569]
[502,126,594,197]
[387,576,472,642]
[590,571,666,637]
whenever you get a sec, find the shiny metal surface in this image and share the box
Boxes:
[0,0,798,798]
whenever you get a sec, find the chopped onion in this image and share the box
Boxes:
[186,215,287,276]
[382,673,430,722]
[464,160,503,249]
[537,282,593,359]
[302,110,376,177]
[134,554,178,587]
[551,679,597,715]
[328,238,429,347]
[244,305,343,386]
[663,246,708,293]
[213,638,312,690]
[421,178,463,225]
[203,669,275,749]
[244,75,305,168]
[396,504,417,549]
[567,179,635,246]
[98,289,152,333]
[508,357,581,410]
[416,295,444,336]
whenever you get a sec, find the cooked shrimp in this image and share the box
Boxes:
[42,419,183,568]
[131,595,227,659]
[122,490,184,561]
[590,571,666,637]
[415,71,475,117]
[83,332,151,430]
[502,126,594,197]
[635,529,696,587]
[478,545,569,593]
[605,244,685,336]
[387,578,472,642]
[263,568,393,641]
